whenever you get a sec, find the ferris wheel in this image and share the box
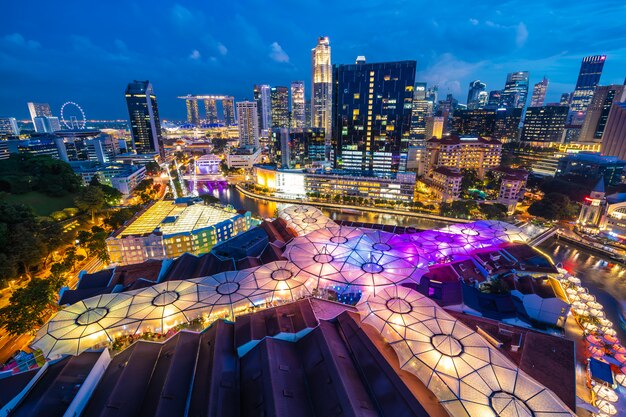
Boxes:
[60,101,86,129]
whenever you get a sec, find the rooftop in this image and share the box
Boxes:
[116,200,242,238]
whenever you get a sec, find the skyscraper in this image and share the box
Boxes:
[501,71,529,108]
[560,93,570,106]
[579,85,626,142]
[467,80,487,109]
[124,80,163,157]
[204,98,218,124]
[520,105,569,144]
[290,81,306,128]
[486,90,503,109]
[236,101,259,148]
[270,86,289,129]
[253,84,271,132]
[333,59,416,173]
[311,36,332,140]
[186,98,200,125]
[600,102,626,159]
[223,97,235,126]
[570,55,606,116]
[530,77,549,107]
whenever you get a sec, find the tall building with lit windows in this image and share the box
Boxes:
[530,77,549,107]
[253,84,271,132]
[222,97,235,126]
[124,80,163,158]
[270,86,289,129]
[185,98,200,125]
[290,81,306,128]
[501,71,529,108]
[236,101,259,148]
[579,85,626,143]
[570,55,606,122]
[204,98,218,124]
[466,80,486,109]
[311,36,332,140]
[332,58,416,173]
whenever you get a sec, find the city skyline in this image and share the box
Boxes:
[1,1,626,120]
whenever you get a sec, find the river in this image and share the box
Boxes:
[211,185,450,230]
[539,239,626,343]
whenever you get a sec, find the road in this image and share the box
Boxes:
[0,256,102,364]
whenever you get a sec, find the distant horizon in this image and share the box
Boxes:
[2,1,625,120]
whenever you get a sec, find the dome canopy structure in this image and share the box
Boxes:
[357,286,574,417]
[278,205,337,236]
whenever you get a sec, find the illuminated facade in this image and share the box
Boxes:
[107,200,251,264]
[466,80,486,109]
[569,55,606,124]
[520,105,569,145]
[272,127,327,168]
[270,86,289,129]
[222,97,235,126]
[410,84,433,137]
[579,85,626,142]
[530,76,549,107]
[236,101,259,148]
[601,102,626,160]
[290,81,306,128]
[425,116,444,139]
[0,117,18,136]
[185,98,200,124]
[578,178,607,231]
[333,59,416,173]
[421,135,502,178]
[423,167,463,202]
[311,36,332,141]
[253,84,271,132]
[501,71,529,108]
[125,80,164,158]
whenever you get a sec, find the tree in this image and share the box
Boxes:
[200,194,220,205]
[104,207,137,230]
[0,277,64,335]
[440,200,478,218]
[460,169,481,195]
[145,161,162,176]
[75,185,105,223]
[479,203,508,220]
[528,192,578,220]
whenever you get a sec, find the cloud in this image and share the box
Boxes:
[189,49,201,60]
[516,22,528,48]
[217,42,228,56]
[3,33,40,49]
[469,18,479,25]
[417,53,486,95]
[269,42,289,63]
[171,3,194,25]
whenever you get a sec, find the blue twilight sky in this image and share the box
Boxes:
[1,0,626,120]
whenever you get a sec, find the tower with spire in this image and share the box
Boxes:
[577,176,607,232]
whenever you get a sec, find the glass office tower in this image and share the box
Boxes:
[312,37,332,141]
[125,80,163,158]
[333,59,416,173]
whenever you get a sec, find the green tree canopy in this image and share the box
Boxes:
[528,192,578,220]
[74,185,105,223]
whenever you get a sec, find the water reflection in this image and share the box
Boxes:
[540,239,626,342]
[212,185,450,230]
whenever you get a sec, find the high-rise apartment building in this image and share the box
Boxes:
[467,80,487,109]
[570,55,606,117]
[0,118,19,136]
[579,85,626,142]
[520,105,569,144]
[530,77,549,107]
[27,102,54,133]
[186,98,200,125]
[290,81,306,128]
[125,80,163,157]
[311,36,332,140]
[236,101,259,148]
[600,102,626,160]
[333,59,416,173]
[501,72,529,109]
[253,84,271,132]
[270,86,289,129]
